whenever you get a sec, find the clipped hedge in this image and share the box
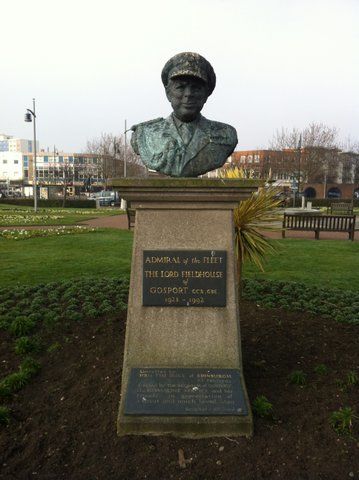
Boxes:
[309,198,359,208]
[289,198,359,208]
[0,198,96,209]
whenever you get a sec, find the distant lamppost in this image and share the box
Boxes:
[120,120,131,210]
[297,134,302,198]
[24,98,37,212]
[323,163,328,199]
[124,119,128,178]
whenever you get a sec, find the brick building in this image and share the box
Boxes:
[227,149,359,199]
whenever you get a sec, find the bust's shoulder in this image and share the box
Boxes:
[202,117,236,132]
[200,117,238,144]
[131,117,165,132]
[130,117,169,155]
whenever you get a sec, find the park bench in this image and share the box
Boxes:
[328,202,354,215]
[282,213,356,240]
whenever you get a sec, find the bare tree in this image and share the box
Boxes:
[86,133,116,189]
[269,123,341,186]
[61,157,73,207]
[270,123,339,150]
[340,136,359,154]
[86,132,146,184]
[48,153,74,207]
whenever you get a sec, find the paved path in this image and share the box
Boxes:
[80,213,129,230]
[1,212,357,241]
[83,214,358,242]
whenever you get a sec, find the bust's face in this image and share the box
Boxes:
[165,76,209,123]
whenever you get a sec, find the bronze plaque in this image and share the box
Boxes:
[143,250,226,307]
[124,368,248,416]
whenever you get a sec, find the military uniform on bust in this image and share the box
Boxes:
[131,114,237,177]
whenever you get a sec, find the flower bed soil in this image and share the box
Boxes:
[1,301,358,480]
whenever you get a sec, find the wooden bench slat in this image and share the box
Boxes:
[282,213,356,240]
[329,202,354,215]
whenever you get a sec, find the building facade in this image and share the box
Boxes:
[20,152,112,198]
[227,149,359,199]
[0,151,23,181]
[0,133,38,154]
[0,134,146,198]
[0,134,37,185]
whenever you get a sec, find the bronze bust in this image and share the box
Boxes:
[131,52,238,177]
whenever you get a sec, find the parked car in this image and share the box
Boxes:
[90,190,119,207]
[274,191,290,206]
[327,191,341,199]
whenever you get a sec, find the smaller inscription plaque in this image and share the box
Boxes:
[124,368,248,416]
[143,250,227,307]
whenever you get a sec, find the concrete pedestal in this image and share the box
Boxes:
[111,179,259,438]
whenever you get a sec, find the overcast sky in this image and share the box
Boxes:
[1,0,358,153]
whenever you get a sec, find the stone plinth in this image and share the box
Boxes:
[111,178,259,438]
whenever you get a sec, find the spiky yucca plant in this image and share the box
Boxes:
[234,187,282,277]
[220,167,282,282]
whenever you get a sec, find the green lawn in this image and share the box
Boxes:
[243,239,359,290]
[0,229,133,287]
[1,230,358,291]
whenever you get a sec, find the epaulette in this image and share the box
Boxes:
[131,118,164,131]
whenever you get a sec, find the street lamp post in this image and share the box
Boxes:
[297,134,302,200]
[323,164,328,199]
[119,120,130,211]
[24,98,37,212]
[124,119,127,178]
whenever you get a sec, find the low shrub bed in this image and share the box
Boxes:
[242,279,359,324]
[0,277,129,334]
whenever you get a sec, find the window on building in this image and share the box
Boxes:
[254,155,260,163]
[2,159,7,164]
[14,160,19,164]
